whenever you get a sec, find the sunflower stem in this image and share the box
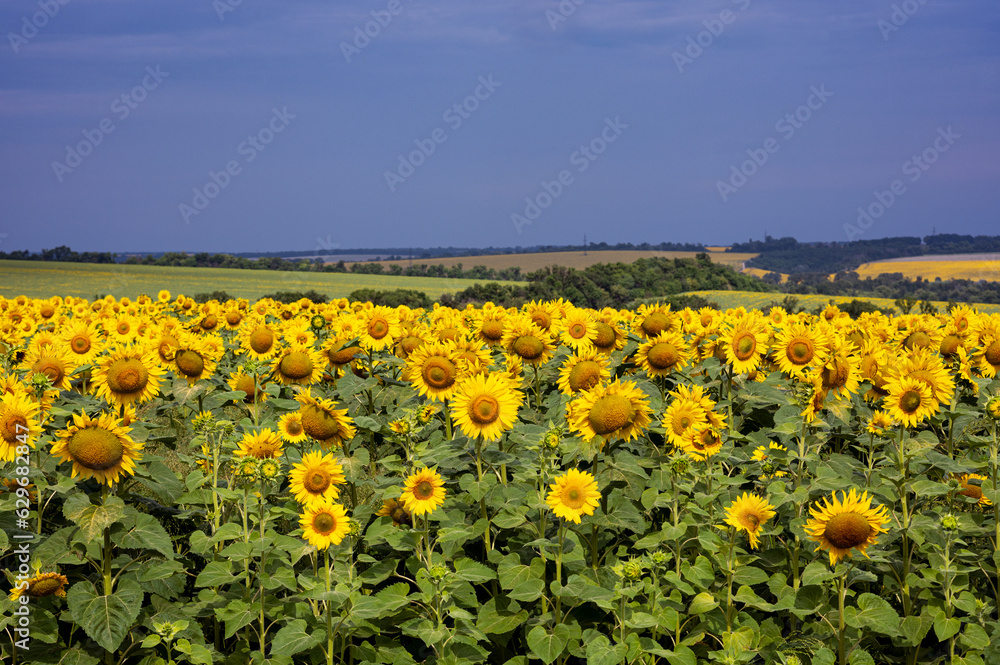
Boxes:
[325,548,334,665]
[896,427,912,618]
[258,476,267,656]
[554,521,565,624]
[475,436,491,551]
[725,528,735,634]
[991,420,999,553]
[102,485,114,665]
[836,566,849,665]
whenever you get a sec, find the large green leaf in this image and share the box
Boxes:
[216,600,256,638]
[63,495,125,542]
[270,619,323,657]
[66,579,143,652]
[476,598,527,635]
[843,593,899,636]
[586,635,627,665]
[118,512,174,558]
[527,625,567,665]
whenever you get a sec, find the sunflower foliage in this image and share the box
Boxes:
[1,294,1000,665]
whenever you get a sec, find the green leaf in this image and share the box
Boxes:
[118,513,175,558]
[270,619,323,657]
[800,561,835,586]
[195,561,243,587]
[507,579,544,602]
[527,625,567,665]
[898,613,934,646]
[66,579,143,652]
[586,635,627,665]
[959,623,991,651]
[476,598,528,635]
[843,593,899,636]
[933,612,961,641]
[216,600,256,638]
[848,648,875,665]
[688,592,718,615]
[733,566,769,586]
[63,495,125,542]
[453,558,496,583]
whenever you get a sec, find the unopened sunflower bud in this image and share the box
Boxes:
[430,565,450,581]
[941,514,958,531]
[783,656,802,665]
[987,395,1000,420]
[310,314,327,330]
[622,558,644,582]
[671,457,690,475]
[649,551,668,567]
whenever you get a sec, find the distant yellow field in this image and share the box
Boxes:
[854,259,1000,282]
[740,267,789,283]
[681,290,1000,314]
[366,250,757,272]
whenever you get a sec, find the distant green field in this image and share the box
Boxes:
[682,290,1000,314]
[0,261,519,301]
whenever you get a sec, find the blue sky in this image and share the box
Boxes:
[1,0,997,254]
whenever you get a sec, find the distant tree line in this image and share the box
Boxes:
[731,234,1000,274]
[0,245,116,263]
[766,271,1000,305]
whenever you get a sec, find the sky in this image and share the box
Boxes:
[0,0,998,254]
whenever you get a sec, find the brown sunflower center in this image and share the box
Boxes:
[233,375,261,402]
[568,361,602,392]
[823,512,871,550]
[398,336,423,356]
[368,318,390,340]
[2,415,28,443]
[641,313,670,338]
[328,345,361,365]
[226,311,242,326]
[480,320,504,342]
[512,336,544,360]
[701,313,714,327]
[313,512,335,534]
[469,394,501,425]
[787,338,814,365]
[904,331,932,351]
[939,334,961,357]
[70,335,91,354]
[32,357,64,384]
[39,305,55,319]
[648,342,680,370]
[414,480,434,500]
[390,507,410,523]
[285,418,304,436]
[734,333,756,360]
[744,514,760,530]
[28,577,64,597]
[250,328,275,354]
[175,350,205,377]
[300,404,343,442]
[899,390,922,414]
[304,469,330,493]
[821,359,850,390]
[588,394,635,436]
[593,322,616,349]
[568,322,588,339]
[67,427,124,471]
[279,352,313,380]
[106,358,148,394]
[116,322,131,335]
[563,487,585,510]
[960,479,983,501]
[985,341,1000,366]
[531,311,552,330]
[422,358,456,390]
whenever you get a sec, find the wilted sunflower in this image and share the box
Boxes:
[546,468,600,524]
[635,330,693,378]
[92,344,164,408]
[723,493,776,549]
[450,372,523,441]
[804,489,890,566]
[271,344,325,386]
[884,376,938,428]
[234,429,283,459]
[376,497,412,527]
[9,572,69,601]
[556,350,611,395]
[951,473,992,506]
[406,342,461,402]
[294,389,357,449]
[681,426,724,461]
[567,379,652,444]
[400,467,446,516]
[51,411,142,485]
[300,502,351,549]
[0,392,42,462]
[289,451,344,508]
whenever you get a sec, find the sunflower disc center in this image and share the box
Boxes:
[588,394,635,436]
[939,335,961,357]
[822,360,849,390]
[29,578,63,597]
[512,336,544,360]
[960,479,983,501]
[985,341,1000,366]
[280,352,313,380]
[313,513,335,534]
[33,358,64,384]
[328,345,361,365]
[71,336,91,353]
[423,359,456,389]
[735,334,756,359]
[305,469,330,493]
[788,339,813,364]
[641,313,669,337]
[824,512,871,549]
[250,328,274,354]
[470,395,500,425]
[904,331,932,350]
[3,415,28,443]
[568,323,587,339]
[568,361,601,392]
[107,359,148,394]
[414,481,434,500]
[68,428,125,471]
[480,321,503,341]
[301,405,342,442]
[648,343,679,369]
[368,319,390,339]
[175,350,205,377]
[564,487,585,509]
[593,322,616,348]
[899,390,922,414]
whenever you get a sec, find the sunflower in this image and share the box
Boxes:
[557,309,598,352]
[450,372,524,441]
[546,468,600,524]
[234,429,283,459]
[751,442,788,478]
[476,310,507,347]
[987,394,1000,420]
[51,411,142,485]
[0,392,42,461]
[376,497,412,527]
[21,343,75,392]
[661,385,723,449]
[567,379,652,444]
[9,572,69,601]
[239,320,282,360]
[300,502,351,549]
[804,489,890,566]
[271,344,325,386]
[227,370,269,404]
[681,426,724,461]
[502,317,557,367]
[295,389,357,449]
[523,300,559,333]
[91,344,164,408]
[719,313,769,375]
[289,451,345,508]
[60,320,104,365]
[358,306,402,352]
[865,411,895,437]
[591,313,627,355]
[556,350,611,395]
[278,412,309,443]
[723,493,776,549]
[107,315,141,345]
[889,347,955,405]
[774,322,830,377]
[635,330,693,378]
[883,376,938,428]
[450,338,494,376]
[406,342,462,402]
[400,467,446,516]
[172,332,220,386]
[157,290,171,304]
[634,304,676,340]
[951,473,992,506]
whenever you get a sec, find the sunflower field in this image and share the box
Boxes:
[2,293,1000,665]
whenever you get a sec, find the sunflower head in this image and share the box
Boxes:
[51,411,142,485]
[9,572,69,601]
[804,489,890,566]
[400,467,447,516]
[300,502,351,550]
[546,468,600,524]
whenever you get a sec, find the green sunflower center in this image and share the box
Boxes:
[398,336,423,356]
[250,328,274,354]
[512,336,544,360]
[280,352,313,380]
[328,345,361,365]
[568,361,602,392]
[175,350,205,377]
[734,333,756,360]
[821,359,850,390]
[823,512,871,550]
[201,315,218,330]
[68,427,124,471]
[588,395,635,436]
[564,487,585,509]
[648,342,679,369]
[414,481,434,500]
[106,358,148,394]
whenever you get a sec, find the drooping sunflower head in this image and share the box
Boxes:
[51,411,143,485]
[723,493,776,549]
[0,392,42,461]
[227,370,269,404]
[546,468,600,524]
[9,572,69,602]
[375,497,412,527]
[803,488,890,566]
